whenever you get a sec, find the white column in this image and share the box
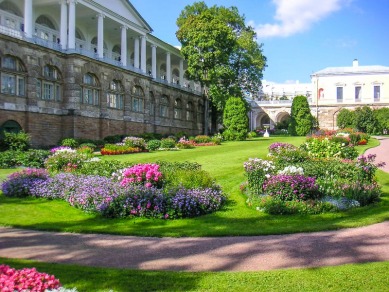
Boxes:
[179,59,184,85]
[140,35,147,73]
[151,45,157,78]
[134,37,139,68]
[120,26,127,66]
[97,13,105,58]
[68,0,77,50]
[166,52,171,83]
[60,0,68,49]
[24,0,33,38]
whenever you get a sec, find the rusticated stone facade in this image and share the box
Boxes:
[0,35,205,147]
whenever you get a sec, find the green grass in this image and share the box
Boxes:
[1,258,388,291]
[0,137,388,237]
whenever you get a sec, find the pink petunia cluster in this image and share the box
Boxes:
[0,264,61,292]
[120,163,162,188]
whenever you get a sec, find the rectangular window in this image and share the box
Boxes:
[107,94,123,109]
[83,88,93,104]
[336,87,343,102]
[36,80,41,98]
[56,85,61,101]
[17,77,25,96]
[1,73,15,95]
[43,82,53,100]
[355,86,361,102]
[374,86,380,101]
[160,105,168,117]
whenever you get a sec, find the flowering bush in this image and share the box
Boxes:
[77,159,131,177]
[278,165,304,175]
[170,187,226,218]
[263,174,319,201]
[302,137,358,159]
[268,142,297,156]
[76,145,94,155]
[1,168,49,197]
[98,185,168,218]
[193,135,212,143]
[122,136,147,150]
[0,264,61,292]
[120,163,163,188]
[176,137,196,149]
[50,146,73,154]
[317,176,381,206]
[356,154,386,183]
[45,151,92,173]
[100,144,143,155]
[243,158,275,195]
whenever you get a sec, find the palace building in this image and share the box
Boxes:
[0,0,205,147]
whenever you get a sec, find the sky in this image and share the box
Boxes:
[130,0,389,84]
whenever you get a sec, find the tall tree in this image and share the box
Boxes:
[176,2,266,133]
[223,96,249,141]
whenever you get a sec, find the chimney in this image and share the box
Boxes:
[353,59,359,67]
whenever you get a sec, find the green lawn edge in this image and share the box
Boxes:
[0,137,388,237]
[1,257,388,292]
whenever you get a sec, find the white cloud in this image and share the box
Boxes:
[251,0,352,38]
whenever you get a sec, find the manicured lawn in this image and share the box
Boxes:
[1,258,388,291]
[0,137,388,237]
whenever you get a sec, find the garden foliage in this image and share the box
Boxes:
[222,97,249,141]
[288,95,314,136]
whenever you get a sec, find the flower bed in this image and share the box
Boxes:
[0,264,61,292]
[2,161,226,219]
[244,137,385,215]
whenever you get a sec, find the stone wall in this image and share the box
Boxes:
[0,35,204,147]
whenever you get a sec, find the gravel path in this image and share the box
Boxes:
[0,137,388,272]
[1,222,389,272]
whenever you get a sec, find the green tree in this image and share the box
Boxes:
[374,107,389,134]
[176,2,266,133]
[288,95,314,136]
[355,106,379,134]
[337,108,356,129]
[222,97,248,140]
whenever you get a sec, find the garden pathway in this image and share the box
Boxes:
[1,221,388,272]
[0,137,388,272]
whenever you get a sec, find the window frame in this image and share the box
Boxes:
[107,80,124,110]
[0,56,26,97]
[81,73,100,106]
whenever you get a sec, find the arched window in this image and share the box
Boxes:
[37,65,62,101]
[81,73,99,105]
[0,120,22,139]
[160,95,169,117]
[174,98,182,119]
[132,86,144,112]
[107,80,124,109]
[186,101,194,121]
[36,15,56,29]
[0,55,26,97]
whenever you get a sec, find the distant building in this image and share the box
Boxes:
[0,0,204,147]
[250,59,389,130]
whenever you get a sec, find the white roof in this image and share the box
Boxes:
[312,65,389,76]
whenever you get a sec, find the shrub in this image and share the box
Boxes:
[247,131,258,139]
[3,131,30,151]
[146,139,161,151]
[163,169,216,190]
[0,150,50,168]
[211,134,223,145]
[243,158,276,195]
[288,95,314,136]
[262,174,319,201]
[268,142,297,156]
[100,144,142,155]
[193,135,212,144]
[337,108,356,129]
[120,163,163,188]
[44,150,92,174]
[122,136,147,150]
[160,138,176,149]
[222,96,248,141]
[76,145,94,155]
[176,137,196,149]
[355,154,386,183]
[169,187,226,218]
[256,196,336,215]
[302,137,358,160]
[1,168,49,197]
[271,148,309,168]
[0,264,61,292]
[79,142,97,150]
[78,159,131,177]
[103,135,124,144]
[60,138,78,148]
[98,185,168,218]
